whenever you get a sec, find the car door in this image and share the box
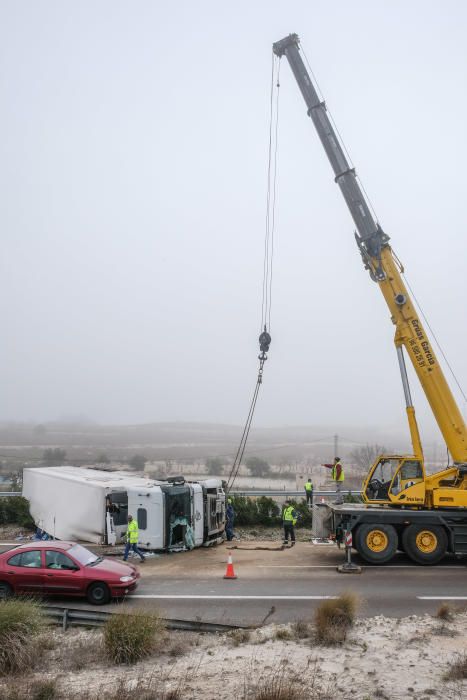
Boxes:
[5,549,45,594]
[43,550,84,595]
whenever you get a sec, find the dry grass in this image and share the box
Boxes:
[247,665,303,700]
[30,679,58,700]
[436,603,455,621]
[103,609,166,665]
[274,627,292,641]
[244,658,334,700]
[167,632,193,657]
[314,592,358,645]
[443,653,467,681]
[229,628,252,646]
[0,677,58,700]
[0,599,46,676]
[291,620,310,639]
[67,635,104,671]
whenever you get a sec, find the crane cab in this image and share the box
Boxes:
[362,456,426,506]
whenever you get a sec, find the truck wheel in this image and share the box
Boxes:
[355,523,398,564]
[0,582,13,600]
[402,524,447,565]
[87,582,110,605]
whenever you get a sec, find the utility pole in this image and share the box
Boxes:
[334,434,339,459]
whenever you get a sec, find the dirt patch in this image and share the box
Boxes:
[0,611,465,698]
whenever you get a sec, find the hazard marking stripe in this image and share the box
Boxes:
[132,595,339,600]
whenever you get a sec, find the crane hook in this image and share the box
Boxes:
[259,326,272,360]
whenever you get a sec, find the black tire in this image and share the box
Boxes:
[0,582,13,600]
[402,524,447,565]
[87,582,110,605]
[355,523,398,564]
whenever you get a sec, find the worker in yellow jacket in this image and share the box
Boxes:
[322,457,345,504]
[123,515,146,563]
[282,500,298,546]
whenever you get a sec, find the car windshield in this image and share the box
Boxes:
[67,544,99,566]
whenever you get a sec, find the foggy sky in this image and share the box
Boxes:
[1,1,466,452]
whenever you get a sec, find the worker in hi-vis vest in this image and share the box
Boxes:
[123,514,146,563]
[322,457,345,504]
[304,478,314,506]
[282,500,298,546]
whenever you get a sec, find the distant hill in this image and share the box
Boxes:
[0,420,411,463]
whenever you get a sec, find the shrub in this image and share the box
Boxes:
[30,678,58,700]
[0,497,35,529]
[229,628,251,646]
[436,602,454,621]
[0,599,45,675]
[291,620,310,639]
[256,497,281,526]
[103,610,166,664]
[245,456,271,477]
[287,499,312,528]
[314,592,358,645]
[249,666,303,700]
[443,653,467,681]
[274,627,292,641]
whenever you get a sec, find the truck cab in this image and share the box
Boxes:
[127,477,225,551]
[363,456,425,506]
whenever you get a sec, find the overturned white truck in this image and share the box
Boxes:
[22,467,226,550]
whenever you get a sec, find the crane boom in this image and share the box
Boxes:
[273,33,467,466]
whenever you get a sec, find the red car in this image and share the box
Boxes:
[0,541,140,605]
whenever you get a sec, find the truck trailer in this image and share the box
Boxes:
[22,466,225,550]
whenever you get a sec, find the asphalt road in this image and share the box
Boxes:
[121,544,467,624]
[2,541,466,624]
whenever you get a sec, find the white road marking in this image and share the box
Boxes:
[417,596,467,600]
[258,565,463,569]
[132,594,338,600]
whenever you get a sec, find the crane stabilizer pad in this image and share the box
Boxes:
[337,562,362,574]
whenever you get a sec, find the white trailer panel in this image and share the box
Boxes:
[22,467,154,544]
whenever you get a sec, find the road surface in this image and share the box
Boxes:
[2,540,466,624]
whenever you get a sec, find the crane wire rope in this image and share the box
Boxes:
[301,46,467,418]
[401,271,467,404]
[226,54,281,493]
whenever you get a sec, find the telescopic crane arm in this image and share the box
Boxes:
[273,34,467,468]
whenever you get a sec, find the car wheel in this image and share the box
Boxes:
[402,524,447,565]
[87,582,110,605]
[355,523,398,564]
[0,582,13,600]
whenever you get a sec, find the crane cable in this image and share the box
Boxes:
[226,54,281,493]
[401,271,467,404]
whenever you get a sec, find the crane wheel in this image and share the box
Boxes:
[354,523,398,564]
[402,524,447,565]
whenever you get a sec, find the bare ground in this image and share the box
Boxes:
[1,610,466,699]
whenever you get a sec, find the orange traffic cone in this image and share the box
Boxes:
[223,551,237,580]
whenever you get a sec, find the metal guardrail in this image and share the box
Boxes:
[43,604,244,632]
[230,490,361,498]
[0,490,362,499]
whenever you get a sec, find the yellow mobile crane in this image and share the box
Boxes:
[273,34,467,564]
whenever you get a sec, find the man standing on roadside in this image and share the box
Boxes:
[225,498,235,541]
[304,478,314,506]
[322,457,345,504]
[282,500,298,546]
[123,514,146,563]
